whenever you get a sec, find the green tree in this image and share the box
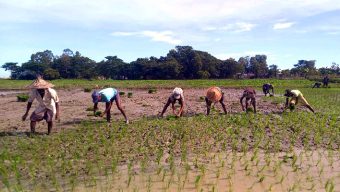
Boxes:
[249,55,268,78]
[1,62,20,79]
[268,64,279,78]
[219,58,244,78]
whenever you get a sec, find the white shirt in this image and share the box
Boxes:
[28,88,59,114]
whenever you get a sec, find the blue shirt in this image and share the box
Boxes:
[99,88,118,102]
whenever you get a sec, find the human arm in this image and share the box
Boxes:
[176,99,184,117]
[22,102,32,121]
[55,102,60,120]
[240,95,245,111]
[93,103,98,115]
[205,97,211,115]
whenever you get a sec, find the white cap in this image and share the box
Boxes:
[172,87,183,99]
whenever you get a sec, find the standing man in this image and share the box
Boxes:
[22,76,60,135]
[160,87,185,118]
[92,87,129,124]
[262,83,274,96]
[323,75,330,88]
[240,87,257,113]
[205,87,227,115]
[284,89,315,113]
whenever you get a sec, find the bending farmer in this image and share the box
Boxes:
[262,83,274,96]
[240,87,257,113]
[160,87,185,118]
[22,76,60,135]
[92,88,129,123]
[205,87,227,115]
[284,89,315,113]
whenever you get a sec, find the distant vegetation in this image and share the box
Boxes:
[2,46,339,80]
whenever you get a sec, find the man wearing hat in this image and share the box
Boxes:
[284,89,315,113]
[240,87,257,113]
[22,76,60,135]
[160,87,185,118]
[92,87,129,124]
[205,87,227,115]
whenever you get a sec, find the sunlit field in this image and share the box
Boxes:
[0,79,339,191]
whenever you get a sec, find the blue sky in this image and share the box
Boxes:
[1,0,340,78]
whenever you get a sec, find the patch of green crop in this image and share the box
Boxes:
[16,94,29,102]
[2,79,339,90]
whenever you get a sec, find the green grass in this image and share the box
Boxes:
[1,79,336,90]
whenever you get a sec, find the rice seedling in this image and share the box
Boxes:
[16,94,29,102]
[127,92,133,98]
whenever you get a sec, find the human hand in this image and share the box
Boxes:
[22,113,28,121]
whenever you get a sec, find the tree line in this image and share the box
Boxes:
[2,46,339,80]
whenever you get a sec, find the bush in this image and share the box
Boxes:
[148,89,157,94]
[246,108,254,113]
[84,88,92,92]
[17,94,29,102]
[95,111,102,117]
[128,92,133,98]
[199,96,205,102]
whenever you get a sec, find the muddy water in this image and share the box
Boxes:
[71,150,340,192]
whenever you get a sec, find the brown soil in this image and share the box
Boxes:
[0,88,282,134]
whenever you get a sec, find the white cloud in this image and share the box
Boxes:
[112,30,182,45]
[221,22,256,32]
[1,0,340,27]
[273,22,295,30]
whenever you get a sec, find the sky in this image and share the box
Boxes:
[1,0,340,78]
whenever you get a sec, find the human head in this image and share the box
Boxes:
[37,89,46,95]
[92,91,101,103]
[284,89,292,97]
[172,87,183,99]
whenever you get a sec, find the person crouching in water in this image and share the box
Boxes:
[160,87,185,118]
[22,76,60,135]
[205,87,227,115]
[262,83,274,96]
[92,88,129,124]
[284,89,315,113]
[240,87,257,113]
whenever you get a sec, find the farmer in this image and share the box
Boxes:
[323,75,329,87]
[262,83,274,96]
[240,87,257,113]
[22,76,60,135]
[160,87,185,118]
[284,89,315,113]
[205,87,227,115]
[92,87,129,124]
[312,82,322,88]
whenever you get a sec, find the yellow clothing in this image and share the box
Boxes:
[289,90,309,105]
[28,88,59,115]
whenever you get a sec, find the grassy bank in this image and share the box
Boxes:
[0,79,329,90]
